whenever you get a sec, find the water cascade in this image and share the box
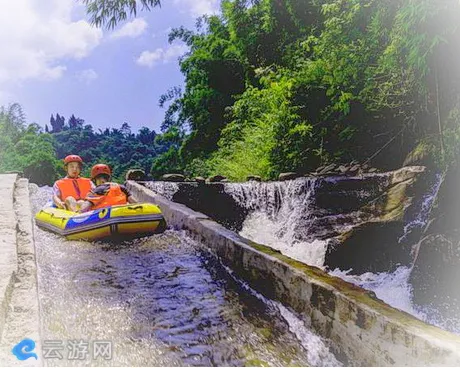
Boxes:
[223,179,328,267]
[219,173,458,333]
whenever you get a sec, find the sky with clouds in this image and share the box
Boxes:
[0,0,220,132]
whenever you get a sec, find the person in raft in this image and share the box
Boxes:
[79,164,137,212]
[52,155,95,212]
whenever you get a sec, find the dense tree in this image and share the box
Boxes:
[50,113,65,133]
[1,105,175,184]
[156,0,460,179]
[51,115,173,181]
[0,105,60,185]
[68,114,85,130]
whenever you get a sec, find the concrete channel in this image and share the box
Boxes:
[1,173,460,366]
[127,180,460,366]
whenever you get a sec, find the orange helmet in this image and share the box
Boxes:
[91,164,111,179]
[64,155,83,165]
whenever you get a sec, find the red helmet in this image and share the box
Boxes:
[91,164,111,179]
[64,155,83,165]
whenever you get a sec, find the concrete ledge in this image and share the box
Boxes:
[128,180,460,366]
[0,176,41,366]
[0,174,18,343]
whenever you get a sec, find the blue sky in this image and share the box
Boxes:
[0,0,219,133]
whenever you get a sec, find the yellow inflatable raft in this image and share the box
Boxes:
[35,203,166,241]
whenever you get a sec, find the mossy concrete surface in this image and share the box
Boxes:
[0,175,41,366]
[128,179,460,366]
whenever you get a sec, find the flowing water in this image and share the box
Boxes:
[398,172,444,243]
[224,179,328,267]
[220,175,460,334]
[31,186,340,366]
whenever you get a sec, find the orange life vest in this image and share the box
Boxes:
[90,183,128,210]
[55,177,93,201]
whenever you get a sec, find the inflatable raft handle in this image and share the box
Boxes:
[127,205,144,211]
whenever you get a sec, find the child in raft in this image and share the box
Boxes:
[79,164,137,212]
[52,155,95,212]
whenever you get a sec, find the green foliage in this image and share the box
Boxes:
[52,120,170,182]
[184,158,212,178]
[209,76,304,180]
[151,146,183,178]
[0,104,176,185]
[439,102,460,168]
[0,106,60,185]
[81,0,161,29]
[12,0,460,183]
[151,127,185,178]
[196,0,460,175]
[167,14,247,162]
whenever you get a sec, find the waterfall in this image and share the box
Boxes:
[330,172,460,333]
[143,172,458,332]
[224,178,329,267]
[398,172,444,243]
[222,173,459,333]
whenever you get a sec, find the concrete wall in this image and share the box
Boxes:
[127,180,460,366]
[0,175,41,366]
[144,167,430,274]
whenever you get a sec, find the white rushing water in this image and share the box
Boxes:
[224,178,329,267]
[223,174,460,334]
[329,266,426,318]
[398,172,444,243]
[329,266,460,334]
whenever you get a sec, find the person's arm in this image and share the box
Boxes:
[82,184,110,210]
[120,185,137,203]
[53,195,65,209]
[52,183,65,209]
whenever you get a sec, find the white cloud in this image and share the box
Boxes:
[173,0,219,17]
[110,18,148,39]
[163,44,189,62]
[43,66,67,81]
[137,50,163,68]
[0,0,103,84]
[76,69,98,84]
[136,44,188,68]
